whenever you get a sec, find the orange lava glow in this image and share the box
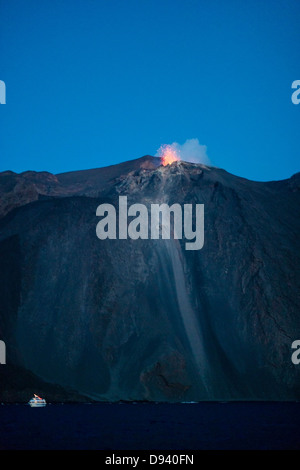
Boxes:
[159,145,180,166]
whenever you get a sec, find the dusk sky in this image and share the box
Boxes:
[0,0,299,181]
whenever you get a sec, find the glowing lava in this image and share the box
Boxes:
[158,144,180,166]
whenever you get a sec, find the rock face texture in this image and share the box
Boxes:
[0,156,299,401]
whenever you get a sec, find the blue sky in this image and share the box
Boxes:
[0,0,299,181]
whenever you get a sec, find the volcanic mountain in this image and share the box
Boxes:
[0,156,299,401]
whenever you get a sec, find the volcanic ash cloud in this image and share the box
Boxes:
[156,138,210,166]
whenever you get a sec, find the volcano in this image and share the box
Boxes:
[0,156,299,402]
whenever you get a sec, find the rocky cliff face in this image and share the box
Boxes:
[0,156,299,401]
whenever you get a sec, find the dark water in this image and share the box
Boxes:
[0,402,299,450]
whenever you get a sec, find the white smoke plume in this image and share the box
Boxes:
[156,138,210,165]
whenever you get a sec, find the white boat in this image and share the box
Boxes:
[28,394,47,407]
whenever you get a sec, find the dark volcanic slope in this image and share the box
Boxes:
[0,156,159,219]
[0,157,299,401]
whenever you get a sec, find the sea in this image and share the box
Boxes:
[0,402,299,450]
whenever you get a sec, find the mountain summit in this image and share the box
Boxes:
[0,157,299,401]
